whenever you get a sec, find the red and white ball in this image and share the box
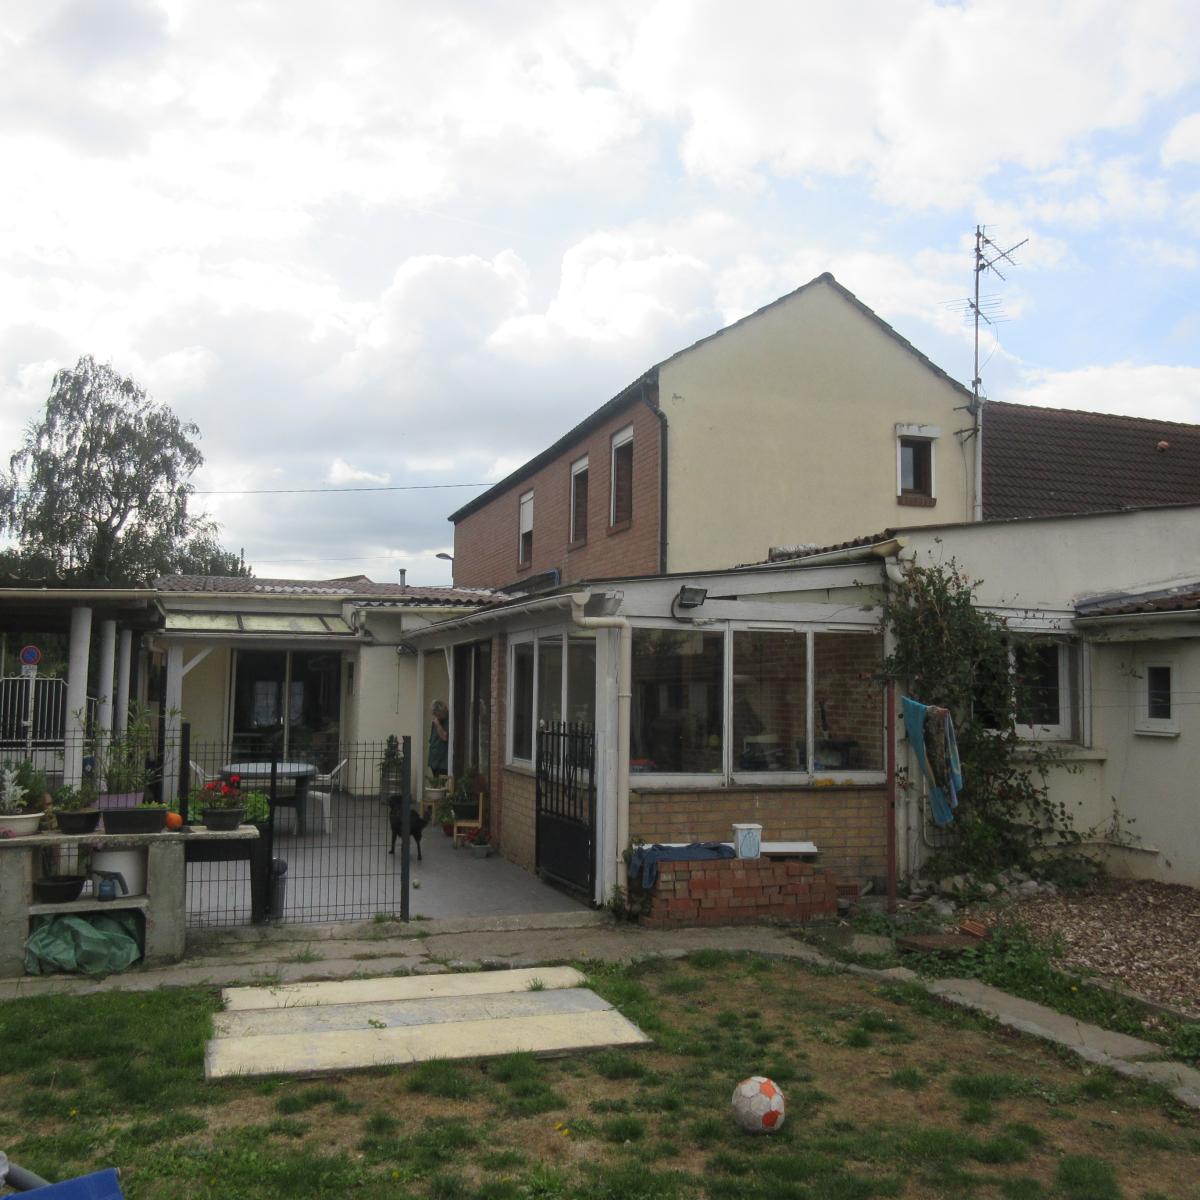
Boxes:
[731,1075,786,1133]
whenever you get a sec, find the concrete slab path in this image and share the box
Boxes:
[205,966,648,1080]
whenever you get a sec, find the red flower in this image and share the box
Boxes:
[230,775,241,786]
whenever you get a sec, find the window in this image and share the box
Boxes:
[507,631,596,764]
[976,639,1074,740]
[518,490,533,566]
[895,423,938,506]
[610,425,633,526]
[734,631,807,771]
[813,632,885,769]
[511,641,534,759]
[570,457,588,543]
[1135,658,1178,736]
[631,629,723,773]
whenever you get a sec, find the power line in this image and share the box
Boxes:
[193,482,491,496]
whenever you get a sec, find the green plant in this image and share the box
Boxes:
[191,779,242,810]
[885,558,1083,876]
[134,802,167,811]
[96,703,157,795]
[240,790,270,823]
[0,763,31,814]
[52,782,96,812]
[435,792,455,823]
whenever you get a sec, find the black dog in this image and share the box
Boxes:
[387,795,427,861]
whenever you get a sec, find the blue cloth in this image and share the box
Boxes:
[628,842,736,889]
[24,1169,124,1198]
[902,697,963,827]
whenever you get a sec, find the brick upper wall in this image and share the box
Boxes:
[453,396,662,589]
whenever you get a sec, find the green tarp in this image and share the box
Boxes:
[24,912,142,976]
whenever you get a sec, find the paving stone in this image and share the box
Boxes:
[928,978,1161,1061]
[412,962,449,975]
[848,933,893,956]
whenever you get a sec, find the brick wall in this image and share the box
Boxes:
[630,785,887,886]
[453,395,662,589]
[638,857,840,928]
[813,632,884,769]
[500,767,536,871]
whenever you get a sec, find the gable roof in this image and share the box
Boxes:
[982,401,1200,520]
[449,272,971,523]
[155,575,499,606]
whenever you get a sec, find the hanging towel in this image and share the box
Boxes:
[901,696,963,826]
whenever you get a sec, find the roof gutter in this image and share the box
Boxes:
[763,537,906,571]
[1073,609,1200,627]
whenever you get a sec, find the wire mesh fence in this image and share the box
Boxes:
[2,728,413,928]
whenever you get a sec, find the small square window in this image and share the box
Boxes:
[899,438,932,496]
[1135,660,1178,735]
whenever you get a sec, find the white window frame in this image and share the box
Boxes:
[627,618,887,789]
[518,490,534,566]
[895,422,939,500]
[570,455,588,544]
[506,627,597,767]
[1134,655,1179,737]
[610,425,633,525]
[1013,641,1072,741]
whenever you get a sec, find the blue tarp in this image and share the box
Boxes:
[628,842,736,889]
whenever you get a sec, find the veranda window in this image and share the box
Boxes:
[507,631,596,765]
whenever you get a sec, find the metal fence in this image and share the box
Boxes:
[2,730,414,928]
[0,675,97,751]
[183,734,413,927]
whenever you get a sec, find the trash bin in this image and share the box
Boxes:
[269,858,288,919]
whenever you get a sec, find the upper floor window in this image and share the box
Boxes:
[896,423,938,507]
[611,425,633,527]
[1135,657,1178,736]
[518,490,534,567]
[570,456,588,544]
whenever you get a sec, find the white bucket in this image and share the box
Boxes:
[90,848,147,897]
[732,822,762,859]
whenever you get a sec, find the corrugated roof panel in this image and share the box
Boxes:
[164,613,242,632]
[239,615,342,634]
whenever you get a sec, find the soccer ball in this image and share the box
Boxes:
[731,1076,786,1133]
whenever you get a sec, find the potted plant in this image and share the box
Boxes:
[468,827,491,859]
[193,779,245,831]
[102,801,168,835]
[51,782,101,835]
[422,770,448,815]
[379,735,405,794]
[96,703,158,809]
[0,763,42,836]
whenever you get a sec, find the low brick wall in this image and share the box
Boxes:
[637,857,841,929]
[499,768,536,871]
[630,785,887,887]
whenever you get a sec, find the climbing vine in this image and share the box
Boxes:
[884,559,1080,877]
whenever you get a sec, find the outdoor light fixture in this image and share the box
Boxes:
[671,585,708,620]
[435,552,454,563]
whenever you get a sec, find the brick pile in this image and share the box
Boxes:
[638,857,841,929]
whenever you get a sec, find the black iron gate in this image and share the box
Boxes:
[535,722,595,901]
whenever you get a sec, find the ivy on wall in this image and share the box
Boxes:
[884,559,1079,876]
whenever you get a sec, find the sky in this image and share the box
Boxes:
[2,0,1199,586]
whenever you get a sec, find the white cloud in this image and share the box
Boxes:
[327,458,391,485]
[1004,364,1200,424]
[1163,112,1200,165]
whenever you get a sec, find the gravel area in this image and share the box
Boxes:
[985,878,1200,1017]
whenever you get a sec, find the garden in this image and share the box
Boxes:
[1,950,1196,1199]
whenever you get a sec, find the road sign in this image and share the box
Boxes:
[20,663,37,679]
[19,645,41,667]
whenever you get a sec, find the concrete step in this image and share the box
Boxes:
[222,966,586,1011]
[214,986,610,1038]
[206,1005,649,1079]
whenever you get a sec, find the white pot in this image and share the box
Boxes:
[0,811,43,837]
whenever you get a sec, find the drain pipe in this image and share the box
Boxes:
[570,594,631,901]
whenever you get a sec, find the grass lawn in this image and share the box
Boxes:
[1,952,1197,1199]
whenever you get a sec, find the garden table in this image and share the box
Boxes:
[221,761,317,835]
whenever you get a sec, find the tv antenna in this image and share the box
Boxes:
[963,225,1027,410]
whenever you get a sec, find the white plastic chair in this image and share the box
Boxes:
[312,758,347,790]
[306,758,345,836]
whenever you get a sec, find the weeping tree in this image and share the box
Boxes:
[0,356,248,584]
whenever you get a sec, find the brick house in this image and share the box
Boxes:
[449,272,980,590]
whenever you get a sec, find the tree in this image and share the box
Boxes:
[0,355,249,584]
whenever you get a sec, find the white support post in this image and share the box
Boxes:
[115,629,133,736]
[163,643,184,804]
[95,620,117,781]
[415,649,426,796]
[63,606,93,788]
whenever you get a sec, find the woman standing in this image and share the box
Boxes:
[428,699,449,780]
